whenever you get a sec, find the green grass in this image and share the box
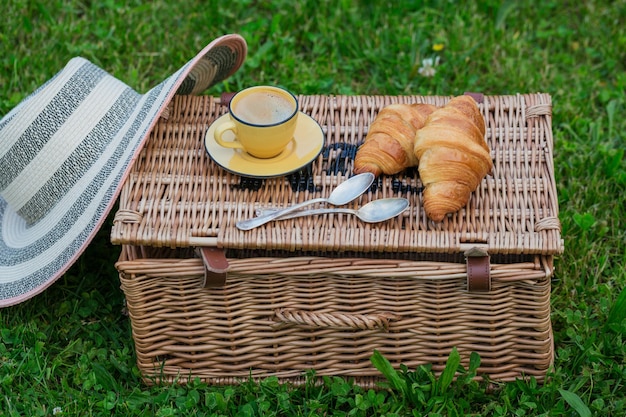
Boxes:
[1,0,625,415]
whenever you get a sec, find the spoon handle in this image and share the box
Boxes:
[236,197,327,230]
[256,207,355,220]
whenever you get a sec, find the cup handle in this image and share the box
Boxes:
[214,120,245,150]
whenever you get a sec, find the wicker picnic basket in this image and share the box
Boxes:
[111,93,563,387]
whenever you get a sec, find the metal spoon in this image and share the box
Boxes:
[235,172,375,230]
[256,197,409,223]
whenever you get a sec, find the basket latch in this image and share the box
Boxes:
[197,247,229,287]
[464,247,491,292]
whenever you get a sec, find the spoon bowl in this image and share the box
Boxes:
[236,172,375,230]
[257,197,409,223]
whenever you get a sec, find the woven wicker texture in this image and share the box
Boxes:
[111,94,563,256]
[112,93,561,386]
[117,246,554,386]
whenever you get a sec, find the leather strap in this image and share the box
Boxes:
[464,92,484,104]
[197,247,229,287]
[464,247,491,292]
[220,92,236,107]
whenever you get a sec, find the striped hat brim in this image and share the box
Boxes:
[0,34,247,307]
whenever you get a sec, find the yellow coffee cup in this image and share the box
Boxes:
[213,86,299,159]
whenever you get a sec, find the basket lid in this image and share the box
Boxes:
[111,93,563,256]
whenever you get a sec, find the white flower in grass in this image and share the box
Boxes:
[418,56,440,77]
[53,407,63,415]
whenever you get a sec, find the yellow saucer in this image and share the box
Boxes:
[205,112,324,178]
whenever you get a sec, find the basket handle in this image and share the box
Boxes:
[272,308,398,331]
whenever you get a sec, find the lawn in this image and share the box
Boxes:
[1,0,625,415]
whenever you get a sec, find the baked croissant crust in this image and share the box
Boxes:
[354,103,438,176]
[413,95,492,222]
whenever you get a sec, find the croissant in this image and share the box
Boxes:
[413,95,492,222]
[354,103,438,176]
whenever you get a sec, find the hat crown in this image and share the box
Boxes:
[0,58,141,225]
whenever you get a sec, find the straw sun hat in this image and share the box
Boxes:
[0,34,247,307]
